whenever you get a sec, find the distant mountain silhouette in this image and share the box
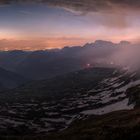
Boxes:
[0,40,131,80]
[0,66,29,89]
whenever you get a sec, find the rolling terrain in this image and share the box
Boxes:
[0,41,138,139]
[0,67,139,137]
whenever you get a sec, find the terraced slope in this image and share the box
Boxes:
[0,67,139,135]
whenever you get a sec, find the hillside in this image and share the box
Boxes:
[45,108,140,140]
[0,67,29,89]
[0,108,140,139]
[0,67,139,136]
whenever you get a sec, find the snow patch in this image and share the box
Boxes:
[81,98,134,115]
[116,80,140,92]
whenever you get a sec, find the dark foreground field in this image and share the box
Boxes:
[0,108,140,140]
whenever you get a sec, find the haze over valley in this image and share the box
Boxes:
[0,0,140,140]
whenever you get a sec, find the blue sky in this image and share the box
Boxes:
[0,2,140,50]
[0,4,97,38]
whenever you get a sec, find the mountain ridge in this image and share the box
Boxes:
[0,66,29,89]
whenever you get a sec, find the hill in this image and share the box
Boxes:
[0,66,29,89]
[0,67,139,135]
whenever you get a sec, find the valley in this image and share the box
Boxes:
[0,67,139,137]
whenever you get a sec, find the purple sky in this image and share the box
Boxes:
[0,1,140,50]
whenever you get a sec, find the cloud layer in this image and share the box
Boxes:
[1,0,140,13]
[38,0,140,13]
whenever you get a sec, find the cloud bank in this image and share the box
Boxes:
[1,0,140,13]
[0,0,139,29]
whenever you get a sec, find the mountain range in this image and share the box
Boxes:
[0,66,28,89]
[0,40,131,80]
[0,40,139,139]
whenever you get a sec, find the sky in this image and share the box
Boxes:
[0,0,140,50]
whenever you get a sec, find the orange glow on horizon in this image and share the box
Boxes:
[45,37,95,49]
[0,34,139,51]
[0,37,95,50]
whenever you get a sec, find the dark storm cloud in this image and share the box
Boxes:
[0,0,140,13]
[43,0,140,13]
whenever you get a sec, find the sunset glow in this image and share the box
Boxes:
[1,1,140,138]
[0,2,140,50]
